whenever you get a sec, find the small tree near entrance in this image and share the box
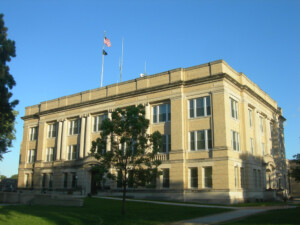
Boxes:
[91,104,162,215]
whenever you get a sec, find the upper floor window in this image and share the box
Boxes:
[29,127,37,141]
[46,147,55,162]
[161,135,171,153]
[27,149,36,163]
[67,145,78,160]
[189,96,211,118]
[69,119,80,135]
[230,98,238,119]
[93,114,108,132]
[189,129,212,151]
[248,109,253,128]
[231,130,240,151]
[47,123,57,138]
[260,116,264,133]
[153,103,171,123]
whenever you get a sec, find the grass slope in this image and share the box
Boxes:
[0,197,231,225]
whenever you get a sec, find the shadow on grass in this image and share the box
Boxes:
[0,198,232,225]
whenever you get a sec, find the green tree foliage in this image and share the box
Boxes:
[91,104,162,214]
[290,153,300,182]
[0,175,6,180]
[10,174,18,179]
[0,14,18,160]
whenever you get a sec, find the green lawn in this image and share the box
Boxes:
[222,207,300,225]
[0,197,231,225]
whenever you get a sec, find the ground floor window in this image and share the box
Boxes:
[162,169,170,188]
[240,167,245,188]
[42,173,46,188]
[63,173,68,188]
[71,173,77,188]
[49,173,53,188]
[204,167,212,188]
[189,168,198,188]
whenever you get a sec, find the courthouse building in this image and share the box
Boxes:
[18,60,288,203]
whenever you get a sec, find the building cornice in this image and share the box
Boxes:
[22,72,283,121]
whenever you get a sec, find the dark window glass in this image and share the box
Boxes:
[196,98,204,117]
[190,168,198,188]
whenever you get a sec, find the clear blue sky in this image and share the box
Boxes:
[0,0,299,177]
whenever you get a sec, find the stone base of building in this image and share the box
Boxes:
[96,189,279,205]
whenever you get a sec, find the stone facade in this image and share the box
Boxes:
[18,60,288,203]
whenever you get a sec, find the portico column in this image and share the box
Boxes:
[56,120,63,160]
[84,114,92,157]
[79,115,86,158]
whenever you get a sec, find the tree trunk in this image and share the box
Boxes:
[122,170,127,215]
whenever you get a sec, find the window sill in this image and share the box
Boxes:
[188,149,211,152]
[152,121,171,125]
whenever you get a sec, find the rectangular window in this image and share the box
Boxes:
[189,96,211,118]
[253,169,257,188]
[47,123,57,138]
[162,169,170,188]
[27,149,36,163]
[46,147,55,162]
[189,168,198,188]
[42,173,46,188]
[261,142,265,156]
[93,114,108,132]
[204,167,212,188]
[71,173,77,188]
[230,98,238,119]
[29,127,37,141]
[260,116,264,133]
[189,130,212,151]
[152,103,171,123]
[231,131,240,151]
[67,145,78,160]
[240,167,245,188]
[250,138,254,154]
[248,109,252,128]
[49,173,53,188]
[25,174,29,188]
[69,119,80,135]
[234,166,238,188]
[63,173,68,188]
[161,135,171,153]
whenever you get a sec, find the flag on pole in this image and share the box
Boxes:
[104,37,111,47]
[103,50,108,55]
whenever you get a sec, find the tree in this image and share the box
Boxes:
[0,175,6,180]
[10,174,18,179]
[91,104,162,215]
[0,14,18,160]
[290,154,300,182]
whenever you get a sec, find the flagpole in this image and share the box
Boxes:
[101,31,106,87]
[120,37,124,83]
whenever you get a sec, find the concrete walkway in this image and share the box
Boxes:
[98,197,296,225]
